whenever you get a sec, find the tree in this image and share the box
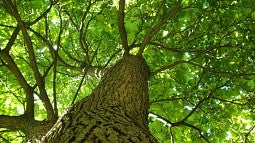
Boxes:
[0,0,255,142]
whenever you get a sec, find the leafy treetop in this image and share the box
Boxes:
[0,0,255,142]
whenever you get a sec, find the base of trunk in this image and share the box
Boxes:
[42,106,157,142]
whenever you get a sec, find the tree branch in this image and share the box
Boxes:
[149,112,210,142]
[26,1,55,26]
[0,134,10,143]
[78,0,93,65]
[138,0,182,55]
[181,80,231,122]
[3,0,55,121]
[118,0,129,55]
[28,28,80,70]
[245,124,255,143]
[181,122,210,143]
[148,112,172,127]
[0,25,34,117]
[4,26,20,52]
[150,60,186,77]
[149,42,204,53]
[180,96,208,122]
[0,115,27,132]
[150,97,188,105]
[0,114,53,140]
[52,49,58,119]
[71,69,88,105]
[0,51,34,118]
[151,60,255,78]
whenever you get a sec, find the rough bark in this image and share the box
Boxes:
[41,55,158,142]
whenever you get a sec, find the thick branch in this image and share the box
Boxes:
[0,115,28,132]
[3,0,55,121]
[0,115,53,140]
[52,52,58,118]
[118,0,129,55]
[0,26,33,116]
[0,51,34,117]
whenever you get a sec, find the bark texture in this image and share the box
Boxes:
[41,55,158,142]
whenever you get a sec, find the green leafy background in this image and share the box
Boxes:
[0,0,255,142]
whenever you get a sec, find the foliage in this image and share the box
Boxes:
[0,0,255,142]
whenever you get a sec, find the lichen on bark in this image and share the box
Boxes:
[41,55,158,142]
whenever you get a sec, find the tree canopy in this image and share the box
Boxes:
[0,0,255,142]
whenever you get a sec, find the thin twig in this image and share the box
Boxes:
[150,60,255,78]
[138,0,182,55]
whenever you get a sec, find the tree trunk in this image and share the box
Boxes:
[41,55,158,142]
